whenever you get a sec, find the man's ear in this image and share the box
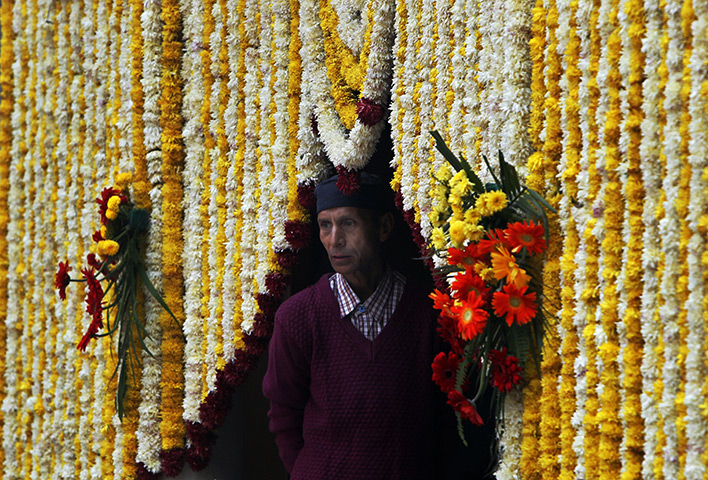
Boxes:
[378,211,395,242]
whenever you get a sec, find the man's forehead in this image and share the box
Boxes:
[317,206,372,221]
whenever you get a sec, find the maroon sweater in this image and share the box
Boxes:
[263,274,446,479]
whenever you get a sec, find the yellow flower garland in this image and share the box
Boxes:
[159,0,187,452]
[287,0,305,223]
[319,0,375,129]
[620,0,647,477]
[0,0,12,467]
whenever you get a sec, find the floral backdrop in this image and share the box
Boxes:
[0,0,706,476]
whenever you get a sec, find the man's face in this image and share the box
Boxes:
[317,206,390,282]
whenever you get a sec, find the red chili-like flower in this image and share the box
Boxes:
[335,165,360,195]
[92,229,104,243]
[297,182,317,210]
[55,261,72,300]
[77,320,100,352]
[82,268,104,326]
[86,253,102,271]
[432,351,461,393]
[356,97,385,126]
[447,390,484,426]
[488,348,523,393]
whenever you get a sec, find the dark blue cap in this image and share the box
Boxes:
[315,173,392,214]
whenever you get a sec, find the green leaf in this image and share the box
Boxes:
[430,131,485,194]
[498,151,521,196]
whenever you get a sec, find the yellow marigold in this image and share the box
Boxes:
[100,225,108,239]
[433,184,448,203]
[115,172,133,190]
[464,209,481,226]
[107,195,122,213]
[467,224,486,242]
[448,191,463,207]
[98,240,120,257]
[485,191,508,213]
[449,219,468,246]
[431,227,448,250]
[106,209,118,221]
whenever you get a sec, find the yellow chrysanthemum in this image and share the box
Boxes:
[448,191,463,207]
[485,191,508,213]
[449,219,468,246]
[436,163,454,182]
[98,240,120,257]
[431,227,447,250]
[464,209,481,227]
[433,184,448,203]
[449,170,473,197]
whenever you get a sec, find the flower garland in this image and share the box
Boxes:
[658,0,686,476]
[299,0,394,171]
[0,0,13,471]
[638,0,664,475]
[447,0,467,158]
[685,0,708,474]
[134,0,166,473]
[618,0,646,476]
[157,0,188,469]
[556,1,581,475]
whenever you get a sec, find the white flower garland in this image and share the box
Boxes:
[462,0,480,160]
[638,0,662,475]
[299,0,394,171]
[499,0,533,171]
[180,0,207,424]
[134,0,165,471]
[330,0,368,55]
[251,0,274,334]
[222,0,241,363]
[238,0,260,336]
[682,1,708,476]
[494,390,524,480]
[658,0,684,475]
[448,0,468,157]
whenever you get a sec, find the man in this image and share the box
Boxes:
[263,173,449,479]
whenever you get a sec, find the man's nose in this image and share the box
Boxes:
[332,226,345,246]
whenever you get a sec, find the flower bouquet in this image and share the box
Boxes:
[55,175,179,420]
[427,131,554,441]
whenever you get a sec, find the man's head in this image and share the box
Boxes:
[315,174,394,296]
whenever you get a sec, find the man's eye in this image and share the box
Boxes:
[342,220,354,227]
[319,222,330,229]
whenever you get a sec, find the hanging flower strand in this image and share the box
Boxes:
[427,131,555,442]
[55,177,181,420]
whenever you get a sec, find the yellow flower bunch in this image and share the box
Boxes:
[475,191,508,217]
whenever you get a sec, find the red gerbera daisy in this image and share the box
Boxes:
[436,315,464,355]
[504,220,547,255]
[451,270,491,302]
[488,348,523,393]
[447,244,484,268]
[477,228,511,254]
[492,283,538,326]
[430,289,454,314]
[432,351,461,393]
[447,390,484,426]
[82,268,104,325]
[55,261,72,300]
[452,292,489,340]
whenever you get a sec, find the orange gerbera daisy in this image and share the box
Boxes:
[452,292,489,340]
[504,220,547,255]
[430,289,453,313]
[451,270,491,302]
[447,244,484,268]
[490,246,531,288]
[492,283,538,326]
[477,228,510,254]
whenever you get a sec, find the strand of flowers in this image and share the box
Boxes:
[556,4,582,476]
[75,0,98,474]
[319,0,373,129]
[387,0,406,202]
[685,0,708,475]
[674,2,696,473]
[618,0,647,476]
[461,0,481,161]
[97,0,119,474]
[157,0,188,468]
[2,0,27,468]
[649,10,669,475]
[180,0,208,433]
[0,0,14,470]
[329,0,367,57]
[201,0,221,402]
[499,0,533,170]
[431,0,451,155]
[299,0,393,171]
[134,0,166,473]
[252,0,274,336]
[447,0,467,157]
[474,0,494,160]
[517,0,545,475]
[658,0,686,475]
[637,0,664,474]
[221,0,245,371]
[536,0,563,474]
[18,4,40,473]
[412,0,437,236]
